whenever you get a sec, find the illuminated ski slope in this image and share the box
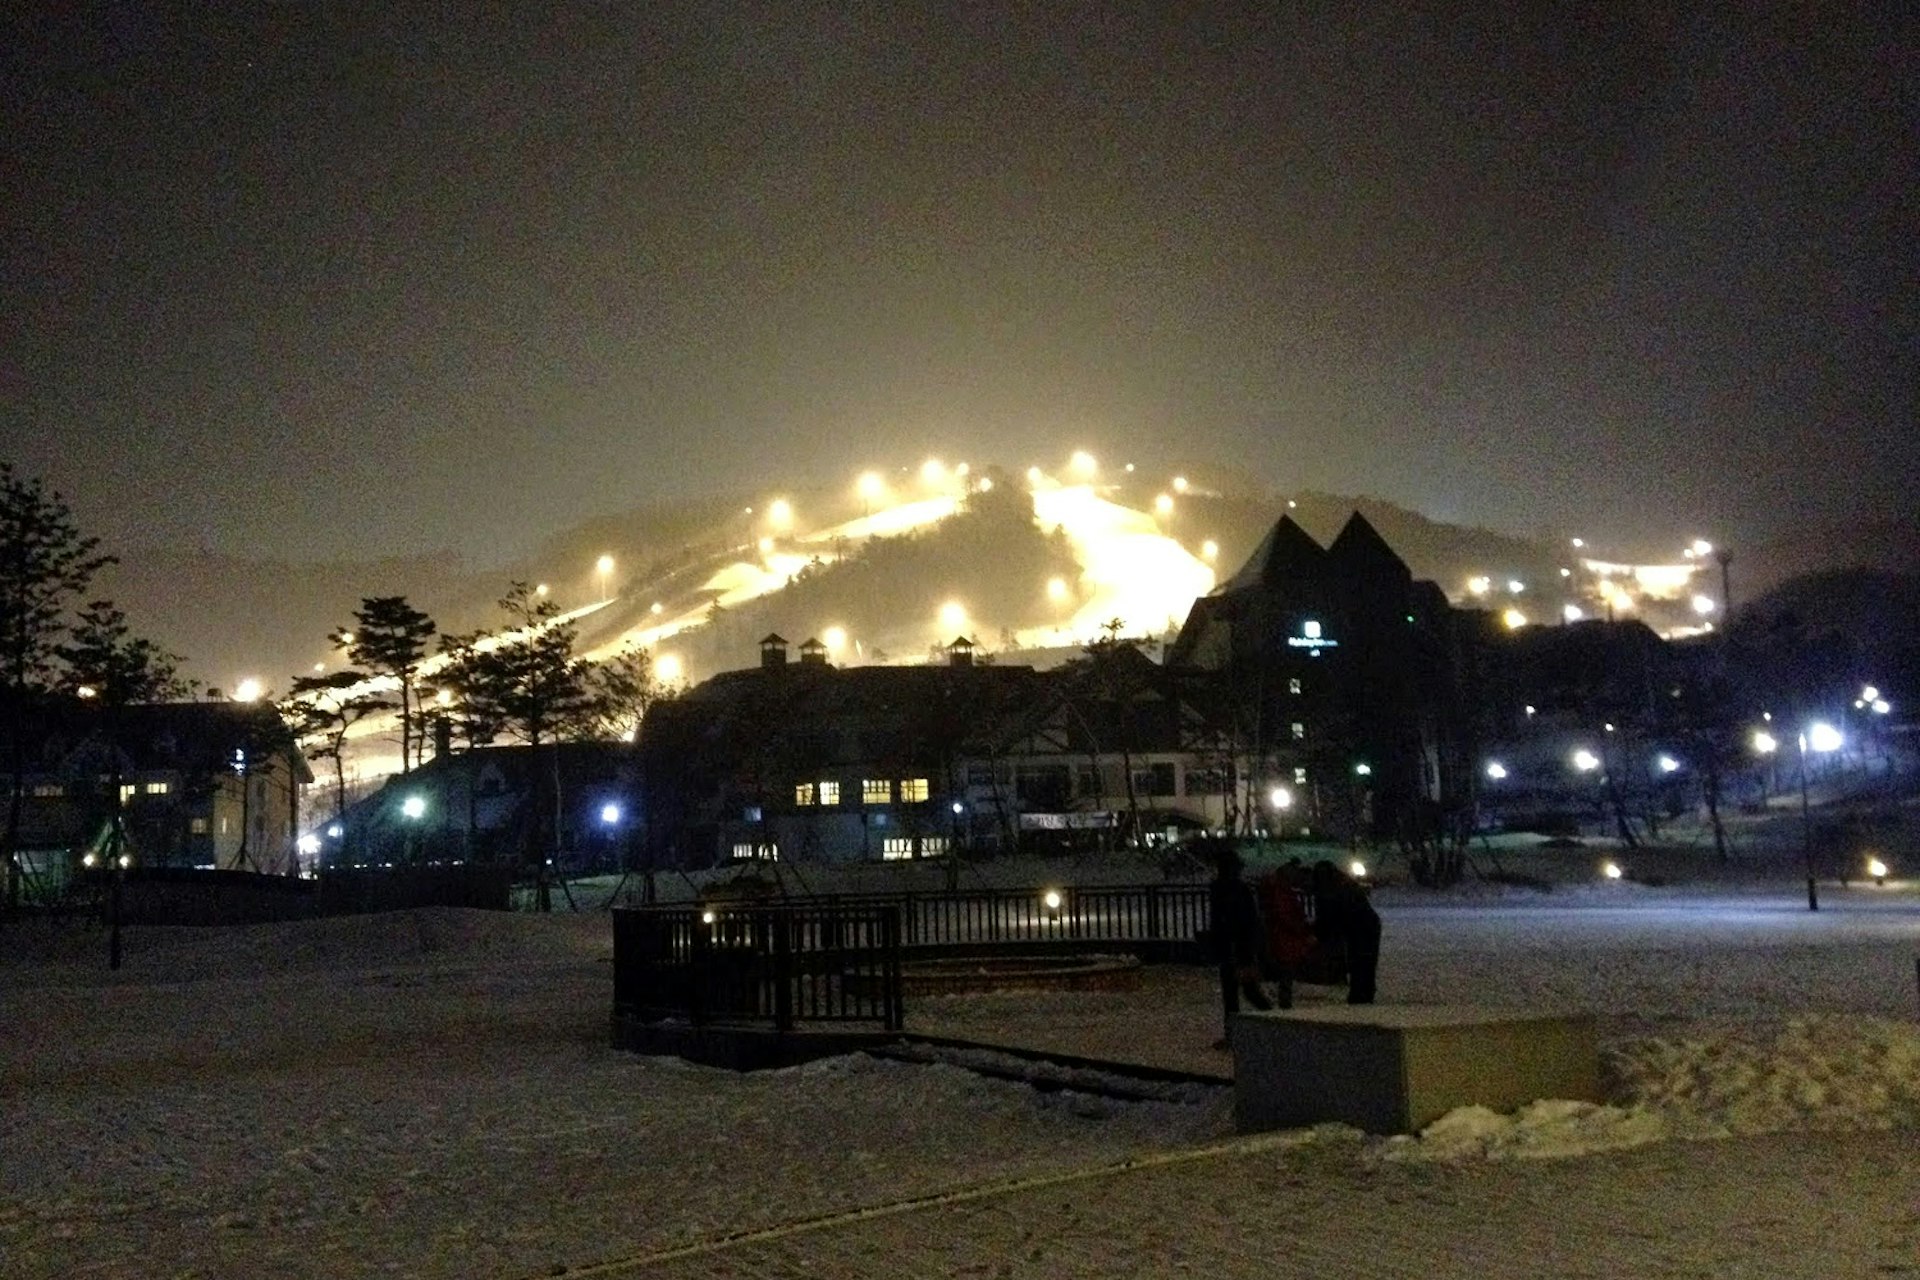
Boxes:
[313,460,1212,782]
[1020,481,1214,646]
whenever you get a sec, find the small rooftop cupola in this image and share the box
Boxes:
[759,633,789,669]
[797,637,828,666]
[946,635,976,668]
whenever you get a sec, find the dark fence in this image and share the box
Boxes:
[318,864,514,915]
[776,884,1213,951]
[613,904,904,1032]
[77,866,319,927]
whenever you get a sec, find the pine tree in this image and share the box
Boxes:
[283,670,392,827]
[335,597,436,775]
[1,466,115,913]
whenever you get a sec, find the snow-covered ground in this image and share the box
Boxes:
[3,868,1917,1278]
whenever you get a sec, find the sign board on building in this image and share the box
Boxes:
[1019,811,1117,831]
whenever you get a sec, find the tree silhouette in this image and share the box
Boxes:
[2,467,115,913]
[335,597,436,774]
[283,670,392,826]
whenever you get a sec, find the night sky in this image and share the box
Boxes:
[5,4,1914,564]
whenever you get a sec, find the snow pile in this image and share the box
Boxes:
[1611,1014,1920,1134]
[1382,1014,1920,1163]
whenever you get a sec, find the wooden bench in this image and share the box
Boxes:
[1231,1005,1600,1136]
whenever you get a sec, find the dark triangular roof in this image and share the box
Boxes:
[1220,516,1326,593]
[1328,512,1411,582]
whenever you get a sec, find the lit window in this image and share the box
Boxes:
[1291,722,1305,740]
[743,805,762,822]
[862,778,891,805]
[900,778,930,802]
[817,780,840,806]
[793,782,815,806]
[119,784,136,803]
[882,836,915,860]
[1293,766,1308,784]
[32,783,63,798]
[732,842,779,861]
[1288,678,1302,695]
[190,817,209,835]
[920,836,948,856]
[144,781,170,795]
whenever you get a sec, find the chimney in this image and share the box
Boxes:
[759,633,790,669]
[946,635,976,668]
[434,715,453,759]
[798,637,828,667]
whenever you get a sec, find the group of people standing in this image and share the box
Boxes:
[1205,838,1381,1035]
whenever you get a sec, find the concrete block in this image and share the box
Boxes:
[1232,1004,1600,1136]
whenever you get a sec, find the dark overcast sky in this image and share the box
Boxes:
[4,3,1914,563]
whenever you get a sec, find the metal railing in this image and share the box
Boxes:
[613,904,903,1032]
[788,884,1213,949]
[612,885,1232,1034]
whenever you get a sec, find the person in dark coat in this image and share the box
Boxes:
[1311,860,1381,1004]
[1204,840,1272,1042]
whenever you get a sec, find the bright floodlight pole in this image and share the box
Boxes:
[1798,732,1817,912]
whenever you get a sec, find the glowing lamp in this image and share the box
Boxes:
[401,795,427,820]
[1866,856,1888,884]
[1268,786,1293,810]
[1485,761,1508,780]
[1601,860,1623,881]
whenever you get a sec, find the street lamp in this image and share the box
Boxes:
[596,555,614,602]
[1797,722,1842,911]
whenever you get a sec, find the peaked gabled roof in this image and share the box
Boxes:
[1327,511,1412,583]
[1219,516,1326,594]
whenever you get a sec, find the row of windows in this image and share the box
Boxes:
[36,780,173,799]
[881,836,949,860]
[731,842,780,861]
[794,778,930,807]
